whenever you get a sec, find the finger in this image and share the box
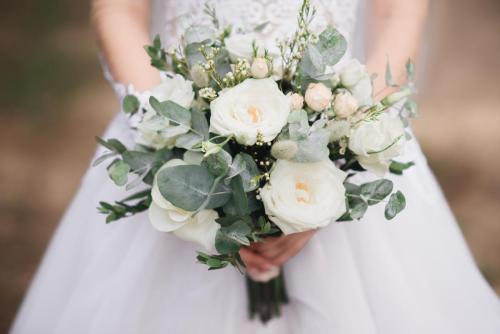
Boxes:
[270,242,303,267]
[250,236,286,252]
[239,247,275,272]
[256,240,289,259]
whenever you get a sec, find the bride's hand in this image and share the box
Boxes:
[248,230,316,268]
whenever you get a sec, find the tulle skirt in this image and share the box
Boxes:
[10,112,500,334]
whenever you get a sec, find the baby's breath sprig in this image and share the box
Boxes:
[222,59,250,87]
[279,0,317,81]
[199,45,225,89]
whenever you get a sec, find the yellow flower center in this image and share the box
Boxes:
[247,106,261,123]
[295,181,312,204]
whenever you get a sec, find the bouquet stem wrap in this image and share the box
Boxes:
[246,272,289,323]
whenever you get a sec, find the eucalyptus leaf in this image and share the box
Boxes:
[149,97,191,127]
[227,153,260,191]
[230,175,249,216]
[96,137,127,154]
[157,164,214,211]
[122,95,140,114]
[191,109,209,139]
[107,160,130,186]
[360,179,394,205]
[175,132,203,150]
[385,191,406,220]
[389,160,415,175]
[349,197,368,219]
[203,149,232,177]
[293,128,330,162]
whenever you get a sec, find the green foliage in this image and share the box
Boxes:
[203,149,232,177]
[297,27,347,81]
[107,160,130,186]
[389,160,415,175]
[156,164,230,211]
[360,179,394,205]
[196,252,232,270]
[144,35,168,71]
[97,189,152,223]
[230,175,249,216]
[149,97,191,128]
[227,153,260,191]
[215,219,252,254]
[122,94,140,114]
[385,191,406,220]
[95,137,127,154]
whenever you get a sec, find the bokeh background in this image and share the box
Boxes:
[1,0,499,331]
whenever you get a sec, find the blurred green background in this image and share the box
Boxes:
[0,0,499,332]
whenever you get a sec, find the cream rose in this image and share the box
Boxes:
[209,78,290,145]
[289,93,304,111]
[148,159,220,252]
[348,114,406,176]
[333,90,358,118]
[304,83,332,112]
[250,57,270,79]
[147,73,194,109]
[260,159,347,234]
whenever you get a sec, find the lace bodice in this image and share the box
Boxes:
[151,0,361,52]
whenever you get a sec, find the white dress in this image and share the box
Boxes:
[10,1,500,333]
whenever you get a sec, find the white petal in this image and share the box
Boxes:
[148,202,187,232]
[172,210,220,252]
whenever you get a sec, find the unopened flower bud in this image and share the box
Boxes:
[333,91,358,118]
[271,140,298,160]
[250,57,270,79]
[289,93,304,111]
[304,83,332,112]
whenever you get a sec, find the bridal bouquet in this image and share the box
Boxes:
[95,0,417,322]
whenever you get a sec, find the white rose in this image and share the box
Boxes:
[289,93,304,111]
[333,91,358,118]
[209,78,290,145]
[326,119,351,142]
[147,73,194,109]
[260,159,347,234]
[148,159,220,252]
[348,114,406,176]
[250,57,270,78]
[304,83,332,112]
[340,59,373,106]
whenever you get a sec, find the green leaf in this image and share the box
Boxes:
[157,165,213,211]
[389,160,415,175]
[203,149,232,177]
[385,58,396,87]
[403,99,418,118]
[349,197,368,219]
[149,97,191,127]
[293,128,330,162]
[122,151,156,172]
[92,152,117,166]
[215,220,251,254]
[385,191,406,220]
[191,109,209,139]
[107,160,130,186]
[230,175,249,216]
[406,58,415,82]
[227,153,260,191]
[96,137,127,154]
[122,95,140,114]
[153,34,162,49]
[360,179,394,205]
[157,164,230,211]
[253,21,269,32]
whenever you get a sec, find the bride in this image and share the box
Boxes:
[10,0,500,333]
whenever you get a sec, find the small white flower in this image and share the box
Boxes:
[333,90,358,118]
[260,159,347,234]
[209,78,290,145]
[289,93,304,111]
[250,57,270,79]
[148,159,220,252]
[348,114,406,176]
[304,83,332,112]
[199,87,217,100]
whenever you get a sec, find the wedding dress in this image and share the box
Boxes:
[10,1,500,333]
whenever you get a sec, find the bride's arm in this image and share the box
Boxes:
[365,0,429,97]
[91,0,161,90]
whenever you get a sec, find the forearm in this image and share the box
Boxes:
[91,0,160,91]
[365,0,429,97]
